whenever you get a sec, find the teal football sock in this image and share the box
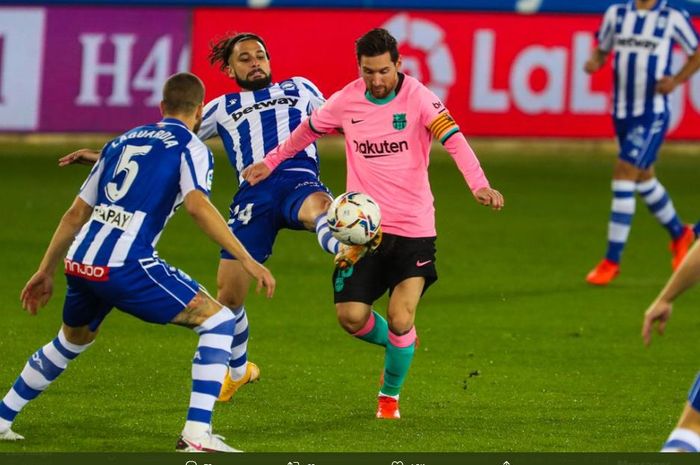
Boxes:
[381,328,416,397]
[354,310,388,347]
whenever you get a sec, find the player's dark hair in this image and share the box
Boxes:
[209,32,270,71]
[355,28,399,64]
[161,72,204,115]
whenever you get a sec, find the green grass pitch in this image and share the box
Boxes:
[0,137,699,452]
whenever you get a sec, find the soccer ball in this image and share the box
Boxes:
[327,191,381,245]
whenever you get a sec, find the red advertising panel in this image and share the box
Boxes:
[192,8,700,139]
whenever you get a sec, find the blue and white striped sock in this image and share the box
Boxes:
[605,180,636,263]
[315,213,340,255]
[637,178,685,240]
[662,428,700,452]
[183,308,235,438]
[659,373,700,452]
[0,329,93,431]
[688,371,700,412]
[228,306,249,381]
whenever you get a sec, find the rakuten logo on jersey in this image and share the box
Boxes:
[353,140,409,158]
[232,97,299,122]
[64,259,110,281]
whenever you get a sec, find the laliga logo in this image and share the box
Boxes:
[382,14,455,101]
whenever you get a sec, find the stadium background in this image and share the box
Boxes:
[4,0,700,137]
[1,0,700,453]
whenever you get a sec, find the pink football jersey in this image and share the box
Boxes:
[310,74,453,237]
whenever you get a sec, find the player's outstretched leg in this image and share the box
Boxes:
[174,295,240,453]
[587,180,634,285]
[0,327,94,441]
[315,213,340,255]
[661,372,700,452]
[352,310,389,347]
[661,373,700,452]
[219,306,260,403]
[216,261,260,403]
[662,427,700,452]
[637,178,693,270]
[337,302,389,348]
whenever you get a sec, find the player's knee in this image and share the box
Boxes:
[337,311,365,334]
[318,195,332,212]
[387,312,415,335]
[186,291,222,320]
[216,274,247,308]
[639,167,655,181]
[61,324,97,346]
[299,192,333,227]
[613,160,640,179]
[187,292,207,310]
[177,293,237,329]
[217,289,244,309]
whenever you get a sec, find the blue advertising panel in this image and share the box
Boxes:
[6,0,700,15]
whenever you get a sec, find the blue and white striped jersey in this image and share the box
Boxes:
[198,76,325,185]
[597,0,699,119]
[67,118,214,267]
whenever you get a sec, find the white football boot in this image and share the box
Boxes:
[0,428,24,441]
[176,430,241,453]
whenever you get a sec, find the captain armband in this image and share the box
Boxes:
[428,112,460,144]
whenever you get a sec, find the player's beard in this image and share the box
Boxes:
[370,86,390,99]
[236,70,272,91]
[368,78,397,99]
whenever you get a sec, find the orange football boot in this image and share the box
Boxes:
[585,259,620,286]
[376,395,400,419]
[671,225,695,271]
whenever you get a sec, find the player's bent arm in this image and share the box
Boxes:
[584,48,608,74]
[658,50,700,94]
[676,50,700,83]
[37,197,93,274]
[440,131,504,209]
[21,197,93,314]
[183,190,275,297]
[244,119,324,185]
[262,118,324,171]
[442,132,489,192]
[58,148,100,167]
[642,242,700,345]
[655,242,700,305]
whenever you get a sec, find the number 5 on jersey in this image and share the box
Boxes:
[106,145,152,202]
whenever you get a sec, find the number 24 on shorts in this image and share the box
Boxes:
[232,203,254,225]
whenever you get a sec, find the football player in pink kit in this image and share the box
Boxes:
[244,28,503,419]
